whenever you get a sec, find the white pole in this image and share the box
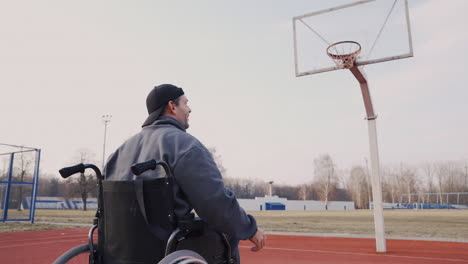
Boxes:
[102,115,112,171]
[367,117,387,252]
[365,158,372,210]
[465,164,467,192]
[350,66,386,253]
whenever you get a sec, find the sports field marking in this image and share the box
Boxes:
[268,231,468,243]
[0,234,87,244]
[0,238,87,249]
[239,245,468,263]
[35,221,93,227]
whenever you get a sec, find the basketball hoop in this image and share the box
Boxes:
[326,41,361,69]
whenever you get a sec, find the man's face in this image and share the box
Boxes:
[173,95,191,129]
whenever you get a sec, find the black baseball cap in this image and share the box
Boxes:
[142,84,184,127]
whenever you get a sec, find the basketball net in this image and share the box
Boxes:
[327,41,361,69]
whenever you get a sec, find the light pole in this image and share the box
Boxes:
[268,181,274,197]
[464,163,468,193]
[102,115,112,171]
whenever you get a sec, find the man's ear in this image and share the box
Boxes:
[166,101,177,115]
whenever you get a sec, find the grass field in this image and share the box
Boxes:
[1,209,467,241]
[250,210,468,240]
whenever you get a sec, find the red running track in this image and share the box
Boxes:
[0,228,466,263]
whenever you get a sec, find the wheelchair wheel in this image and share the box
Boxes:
[52,243,94,264]
[158,250,208,264]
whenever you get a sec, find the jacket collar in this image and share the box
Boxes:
[148,116,186,132]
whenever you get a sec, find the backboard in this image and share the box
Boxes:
[293,0,413,76]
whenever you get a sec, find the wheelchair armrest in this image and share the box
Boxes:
[178,217,204,234]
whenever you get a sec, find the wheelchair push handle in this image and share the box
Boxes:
[131,160,157,175]
[59,163,103,180]
[131,159,173,177]
[59,163,86,178]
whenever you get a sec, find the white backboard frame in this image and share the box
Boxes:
[293,0,413,77]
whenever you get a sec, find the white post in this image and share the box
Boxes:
[365,158,372,210]
[367,118,387,252]
[102,115,112,171]
[350,66,387,253]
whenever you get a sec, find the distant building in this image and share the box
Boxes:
[238,195,355,211]
[30,195,355,211]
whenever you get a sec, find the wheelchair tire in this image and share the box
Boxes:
[52,243,94,264]
[158,250,208,264]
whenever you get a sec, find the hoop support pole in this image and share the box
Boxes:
[350,66,386,253]
[350,66,375,118]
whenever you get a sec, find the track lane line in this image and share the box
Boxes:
[0,234,89,244]
[239,246,468,263]
[0,238,87,249]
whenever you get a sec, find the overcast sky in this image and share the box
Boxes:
[1,0,467,185]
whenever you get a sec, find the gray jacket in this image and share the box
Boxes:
[104,116,257,240]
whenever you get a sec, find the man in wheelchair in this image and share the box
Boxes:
[103,84,265,264]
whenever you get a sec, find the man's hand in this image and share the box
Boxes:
[249,228,266,252]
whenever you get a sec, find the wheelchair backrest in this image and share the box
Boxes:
[100,177,176,264]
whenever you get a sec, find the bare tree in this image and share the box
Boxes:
[14,149,34,210]
[223,177,266,199]
[298,184,308,200]
[421,163,436,203]
[432,161,468,204]
[208,147,227,177]
[208,147,266,198]
[435,162,448,204]
[399,163,419,203]
[0,156,9,181]
[347,166,369,209]
[313,154,338,207]
[65,149,98,211]
[383,166,400,204]
[274,184,301,200]
[464,164,468,193]
[37,174,62,197]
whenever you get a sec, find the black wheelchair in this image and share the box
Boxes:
[52,160,234,264]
